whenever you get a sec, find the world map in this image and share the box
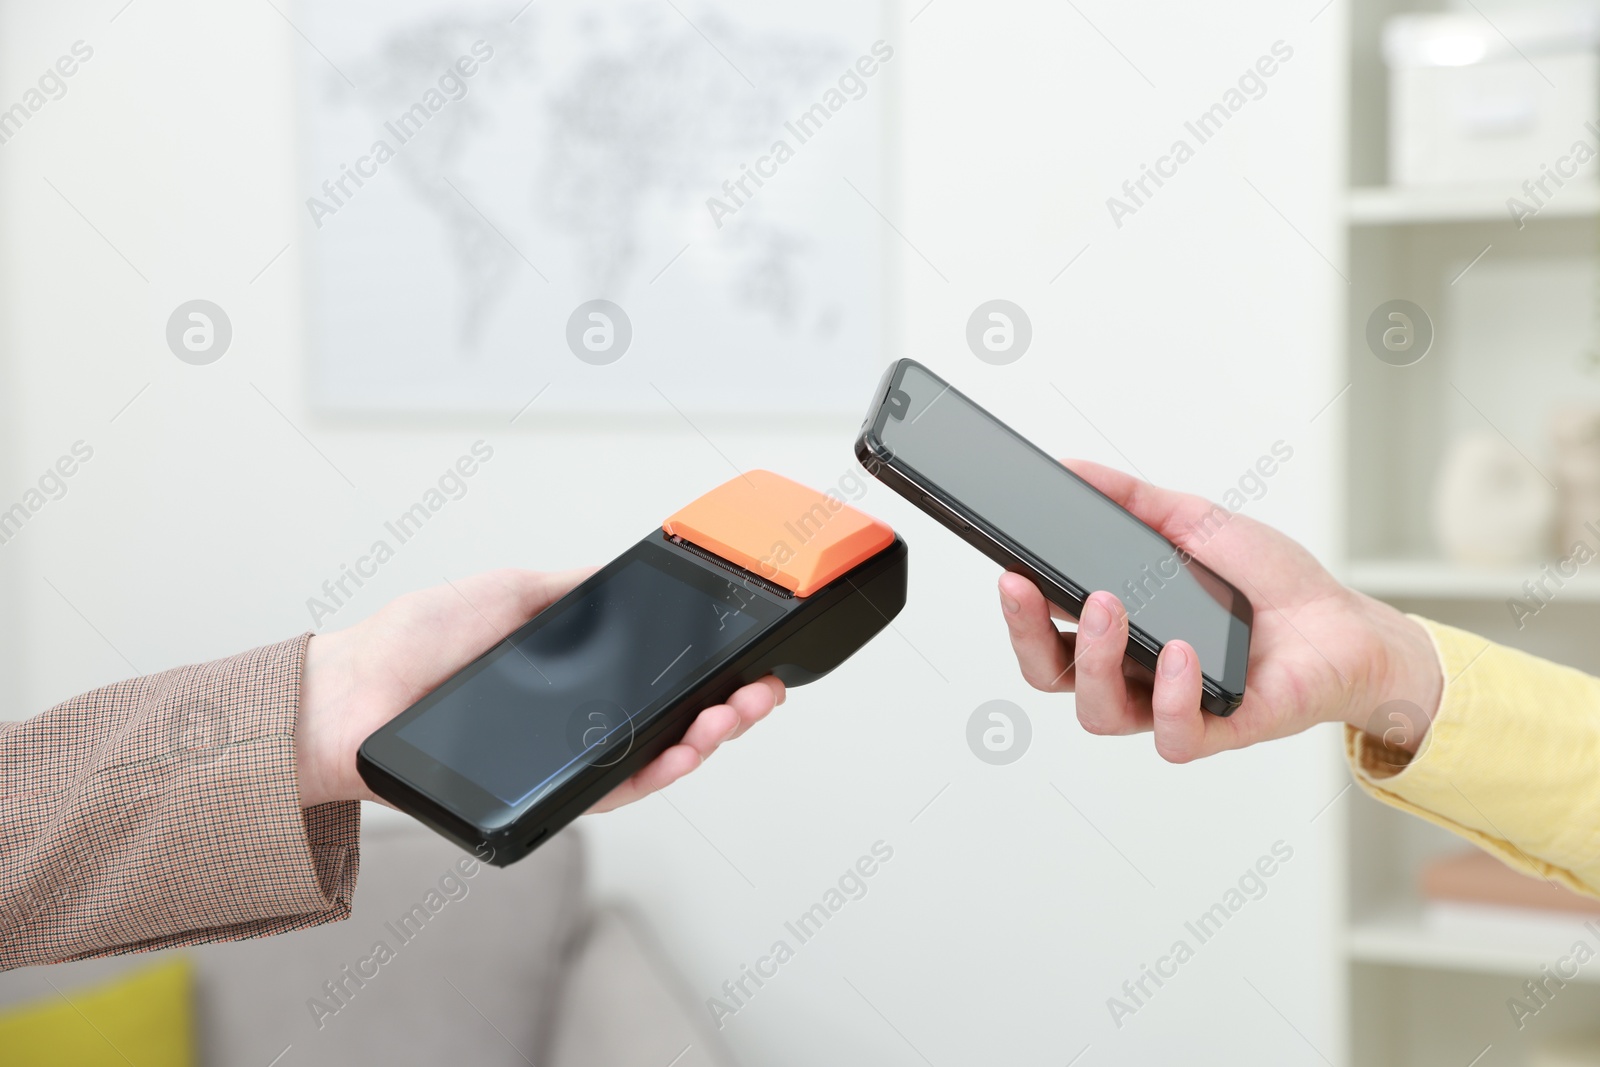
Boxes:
[298,0,887,414]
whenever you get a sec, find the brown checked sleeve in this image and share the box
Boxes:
[0,634,360,970]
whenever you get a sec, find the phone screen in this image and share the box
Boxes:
[395,547,777,807]
[872,361,1249,693]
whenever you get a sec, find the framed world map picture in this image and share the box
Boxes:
[296,0,892,415]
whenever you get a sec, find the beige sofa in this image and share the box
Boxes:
[0,818,738,1067]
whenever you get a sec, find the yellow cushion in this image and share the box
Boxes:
[0,957,194,1067]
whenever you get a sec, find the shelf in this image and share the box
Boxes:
[1348,906,1600,982]
[1346,183,1600,226]
[1345,559,1600,603]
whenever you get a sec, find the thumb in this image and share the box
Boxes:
[1149,640,1208,764]
[446,567,594,636]
[1063,459,1226,549]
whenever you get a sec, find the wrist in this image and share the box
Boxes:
[297,630,361,807]
[1344,594,1444,752]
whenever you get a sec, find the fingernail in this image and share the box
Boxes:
[1161,643,1188,680]
[1082,597,1110,637]
[1000,591,1020,614]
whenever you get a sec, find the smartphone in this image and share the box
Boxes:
[856,359,1250,714]
[359,473,908,866]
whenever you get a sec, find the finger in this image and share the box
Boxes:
[590,682,781,814]
[725,677,784,740]
[677,702,742,759]
[1072,591,1141,735]
[999,572,1078,692]
[1149,640,1210,763]
[587,743,702,813]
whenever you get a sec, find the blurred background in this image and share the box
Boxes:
[3,0,1600,1064]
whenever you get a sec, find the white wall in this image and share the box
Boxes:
[0,1,1349,1064]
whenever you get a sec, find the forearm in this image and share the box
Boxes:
[1347,617,1600,899]
[0,636,360,970]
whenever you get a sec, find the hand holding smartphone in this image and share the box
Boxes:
[857,359,1252,715]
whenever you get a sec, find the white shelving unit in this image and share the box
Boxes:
[1349,908,1600,982]
[1345,559,1600,602]
[1348,184,1600,226]
[1340,2,1600,1064]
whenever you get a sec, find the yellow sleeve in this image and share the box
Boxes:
[1345,616,1600,901]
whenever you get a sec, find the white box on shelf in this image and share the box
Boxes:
[1384,6,1600,187]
